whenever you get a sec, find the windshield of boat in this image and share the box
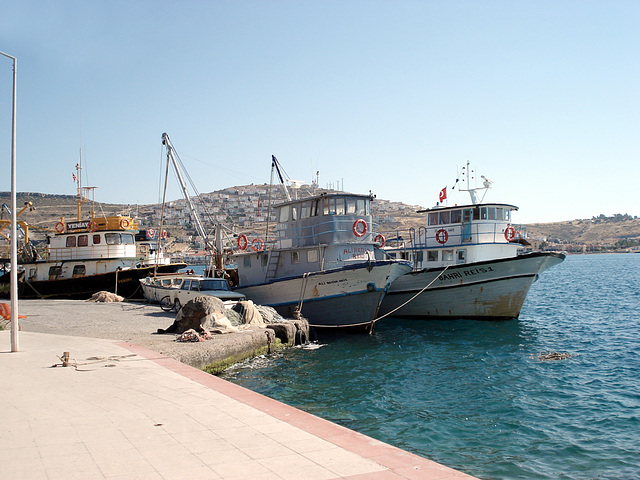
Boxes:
[105,233,135,245]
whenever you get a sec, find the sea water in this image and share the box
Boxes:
[220,254,640,479]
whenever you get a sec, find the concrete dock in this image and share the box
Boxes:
[1,300,478,479]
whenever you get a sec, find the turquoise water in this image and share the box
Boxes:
[220,254,640,479]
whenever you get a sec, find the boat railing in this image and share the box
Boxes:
[382,222,528,250]
[276,217,379,248]
[46,244,138,261]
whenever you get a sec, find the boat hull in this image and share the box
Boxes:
[235,260,412,330]
[378,252,565,319]
[16,263,187,300]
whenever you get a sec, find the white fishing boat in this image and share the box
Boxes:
[228,157,412,332]
[15,165,185,299]
[377,162,565,319]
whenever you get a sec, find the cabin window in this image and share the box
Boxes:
[182,280,192,290]
[505,209,511,222]
[300,202,310,219]
[439,211,450,224]
[451,210,462,223]
[415,251,423,262]
[457,249,467,264]
[244,256,251,267]
[78,235,89,247]
[427,251,438,262]
[279,205,290,223]
[72,265,86,277]
[291,206,298,220]
[346,198,357,215]
[48,266,63,278]
[428,212,439,226]
[307,249,318,263]
[473,207,480,220]
[323,197,336,215]
[66,236,76,247]
[488,207,496,220]
[261,254,268,266]
[480,208,488,220]
[105,233,121,245]
[190,282,200,291]
[496,208,504,221]
[311,200,319,216]
[442,250,454,262]
[291,251,299,264]
[335,198,345,215]
[357,199,368,215]
[93,234,101,244]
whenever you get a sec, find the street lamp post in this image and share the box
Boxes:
[1,50,18,352]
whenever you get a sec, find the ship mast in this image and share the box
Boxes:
[458,160,492,205]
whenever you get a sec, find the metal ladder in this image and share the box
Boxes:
[264,250,281,281]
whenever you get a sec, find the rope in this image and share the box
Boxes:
[372,264,451,323]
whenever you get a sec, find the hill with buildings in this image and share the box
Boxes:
[2,188,639,254]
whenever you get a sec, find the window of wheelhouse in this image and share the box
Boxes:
[78,235,89,247]
[439,211,451,224]
[451,209,462,223]
[356,198,368,215]
[278,205,290,223]
[66,236,76,247]
[300,202,310,219]
[72,265,86,276]
[346,198,357,215]
[93,234,101,244]
[428,212,438,226]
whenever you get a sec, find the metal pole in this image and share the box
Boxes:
[1,51,18,352]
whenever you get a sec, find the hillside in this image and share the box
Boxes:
[2,190,639,251]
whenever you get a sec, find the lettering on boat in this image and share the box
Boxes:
[317,278,348,286]
[343,246,370,260]
[66,221,90,230]
[440,271,463,281]
[462,266,494,276]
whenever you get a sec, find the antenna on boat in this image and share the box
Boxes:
[458,160,492,205]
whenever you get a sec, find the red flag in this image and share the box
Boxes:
[439,187,447,202]
[72,173,76,182]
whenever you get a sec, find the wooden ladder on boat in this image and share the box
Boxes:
[264,250,280,281]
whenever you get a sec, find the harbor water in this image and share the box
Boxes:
[220,253,640,479]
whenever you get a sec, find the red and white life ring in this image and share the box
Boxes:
[55,222,65,233]
[352,219,367,237]
[504,226,516,241]
[87,221,98,233]
[120,218,130,229]
[251,238,265,252]
[147,228,155,239]
[161,230,167,239]
[374,234,386,248]
[237,234,248,251]
[436,229,448,244]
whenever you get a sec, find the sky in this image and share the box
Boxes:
[1,1,638,224]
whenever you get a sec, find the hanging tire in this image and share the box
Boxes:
[294,329,308,345]
[160,296,173,312]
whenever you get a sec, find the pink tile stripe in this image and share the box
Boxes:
[117,341,478,480]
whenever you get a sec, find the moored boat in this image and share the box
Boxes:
[377,162,565,319]
[15,166,185,299]
[228,157,412,332]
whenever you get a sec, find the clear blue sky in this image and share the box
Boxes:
[1,1,638,223]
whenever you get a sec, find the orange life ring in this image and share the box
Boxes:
[436,229,448,244]
[55,222,65,233]
[237,234,248,251]
[87,221,98,233]
[161,230,167,239]
[251,238,265,252]
[504,226,516,241]
[352,219,367,237]
[147,228,155,239]
[374,234,386,247]
[120,218,130,229]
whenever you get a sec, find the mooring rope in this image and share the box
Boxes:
[372,264,451,323]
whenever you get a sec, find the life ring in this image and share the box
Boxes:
[504,226,516,241]
[436,229,448,244]
[87,221,98,233]
[161,230,167,239]
[147,228,155,239]
[352,219,367,237]
[374,234,386,247]
[251,238,265,252]
[120,218,130,229]
[237,234,248,251]
[55,222,65,233]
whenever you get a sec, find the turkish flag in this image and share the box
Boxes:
[439,187,447,202]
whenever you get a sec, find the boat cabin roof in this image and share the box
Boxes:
[274,192,375,210]
[417,202,518,214]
